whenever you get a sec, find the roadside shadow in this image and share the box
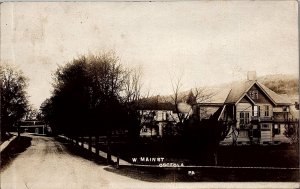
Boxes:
[104,165,300,182]
[103,166,184,182]
[1,136,32,171]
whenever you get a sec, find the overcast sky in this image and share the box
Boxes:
[1,1,298,109]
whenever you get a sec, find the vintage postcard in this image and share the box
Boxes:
[1,1,299,189]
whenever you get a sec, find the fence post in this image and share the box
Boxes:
[95,135,99,157]
[76,136,79,146]
[81,136,84,148]
[116,156,120,169]
[89,135,92,152]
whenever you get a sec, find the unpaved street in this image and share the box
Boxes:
[1,134,144,189]
[2,134,297,189]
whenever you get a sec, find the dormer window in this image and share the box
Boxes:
[249,90,258,99]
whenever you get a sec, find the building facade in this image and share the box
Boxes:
[193,72,299,145]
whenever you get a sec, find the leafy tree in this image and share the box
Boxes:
[24,106,39,120]
[40,57,92,136]
[42,52,143,163]
[39,97,61,135]
[1,64,29,138]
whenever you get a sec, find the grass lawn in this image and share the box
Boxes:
[104,142,299,168]
[104,166,299,182]
[62,136,300,182]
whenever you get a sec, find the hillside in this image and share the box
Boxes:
[257,74,299,95]
[141,74,299,105]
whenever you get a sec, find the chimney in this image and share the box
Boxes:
[247,71,257,81]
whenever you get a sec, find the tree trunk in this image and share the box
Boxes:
[214,151,218,166]
[17,124,20,138]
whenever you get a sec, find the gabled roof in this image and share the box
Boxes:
[196,87,231,105]
[225,80,256,103]
[197,80,292,106]
[257,81,292,105]
[225,80,292,105]
[236,93,256,105]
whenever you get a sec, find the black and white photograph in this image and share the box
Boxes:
[0,1,299,188]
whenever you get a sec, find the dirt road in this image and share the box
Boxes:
[1,134,298,189]
[0,134,144,189]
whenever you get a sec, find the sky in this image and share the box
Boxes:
[1,1,298,109]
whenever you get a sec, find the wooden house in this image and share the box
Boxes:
[193,71,299,145]
[137,101,180,138]
[19,120,46,135]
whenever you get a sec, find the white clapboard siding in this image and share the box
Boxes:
[261,131,272,142]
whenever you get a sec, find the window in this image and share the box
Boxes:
[240,112,250,125]
[261,124,270,129]
[239,130,248,137]
[245,112,250,124]
[295,102,299,110]
[273,124,280,135]
[264,105,270,117]
[240,112,244,124]
[249,90,258,99]
[253,106,260,116]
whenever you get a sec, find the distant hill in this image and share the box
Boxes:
[141,74,299,105]
[257,74,299,95]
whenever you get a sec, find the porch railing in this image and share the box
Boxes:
[251,116,299,123]
[251,116,273,122]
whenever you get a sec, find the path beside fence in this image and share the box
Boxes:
[58,135,131,166]
[0,134,17,153]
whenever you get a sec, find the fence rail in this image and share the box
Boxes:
[58,135,131,166]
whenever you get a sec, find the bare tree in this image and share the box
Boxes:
[170,73,186,124]
[122,66,143,104]
[169,75,216,124]
[85,52,127,163]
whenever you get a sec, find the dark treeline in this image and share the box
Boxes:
[39,52,143,161]
[39,52,234,165]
